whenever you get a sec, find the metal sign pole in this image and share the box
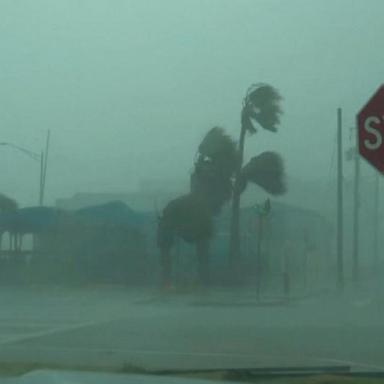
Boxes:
[353,128,360,282]
[373,172,379,271]
[337,108,344,291]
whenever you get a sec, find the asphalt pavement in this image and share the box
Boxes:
[0,284,383,374]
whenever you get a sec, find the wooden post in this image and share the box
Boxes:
[256,213,263,300]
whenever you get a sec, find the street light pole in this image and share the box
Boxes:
[41,130,50,206]
[0,134,50,206]
[39,151,44,206]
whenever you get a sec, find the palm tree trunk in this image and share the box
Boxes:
[229,122,246,276]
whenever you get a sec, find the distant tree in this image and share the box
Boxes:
[0,193,18,250]
[0,194,18,212]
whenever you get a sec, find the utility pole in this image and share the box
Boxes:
[39,151,44,206]
[352,127,360,282]
[337,108,344,291]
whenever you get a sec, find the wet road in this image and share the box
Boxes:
[0,285,383,372]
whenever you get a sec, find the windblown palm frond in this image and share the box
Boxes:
[198,127,237,166]
[196,127,237,178]
[242,84,282,133]
[241,151,286,195]
[190,127,237,214]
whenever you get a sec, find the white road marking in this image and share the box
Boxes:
[316,356,384,372]
[0,315,128,346]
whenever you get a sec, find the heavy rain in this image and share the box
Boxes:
[0,1,384,383]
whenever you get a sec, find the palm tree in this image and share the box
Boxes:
[157,125,285,289]
[229,84,283,275]
[0,194,18,212]
[157,127,237,288]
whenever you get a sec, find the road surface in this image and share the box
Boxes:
[0,284,383,374]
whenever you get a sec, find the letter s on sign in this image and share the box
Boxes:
[364,116,382,150]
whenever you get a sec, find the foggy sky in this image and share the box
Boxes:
[0,0,383,207]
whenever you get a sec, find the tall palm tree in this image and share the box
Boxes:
[157,127,237,288]
[229,83,283,274]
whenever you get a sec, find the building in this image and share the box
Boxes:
[56,179,188,212]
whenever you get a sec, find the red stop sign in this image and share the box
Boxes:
[358,85,384,173]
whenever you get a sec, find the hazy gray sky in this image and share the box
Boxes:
[0,0,383,206]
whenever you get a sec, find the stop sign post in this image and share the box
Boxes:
[357,85,383,272]
[358,85,384,173]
